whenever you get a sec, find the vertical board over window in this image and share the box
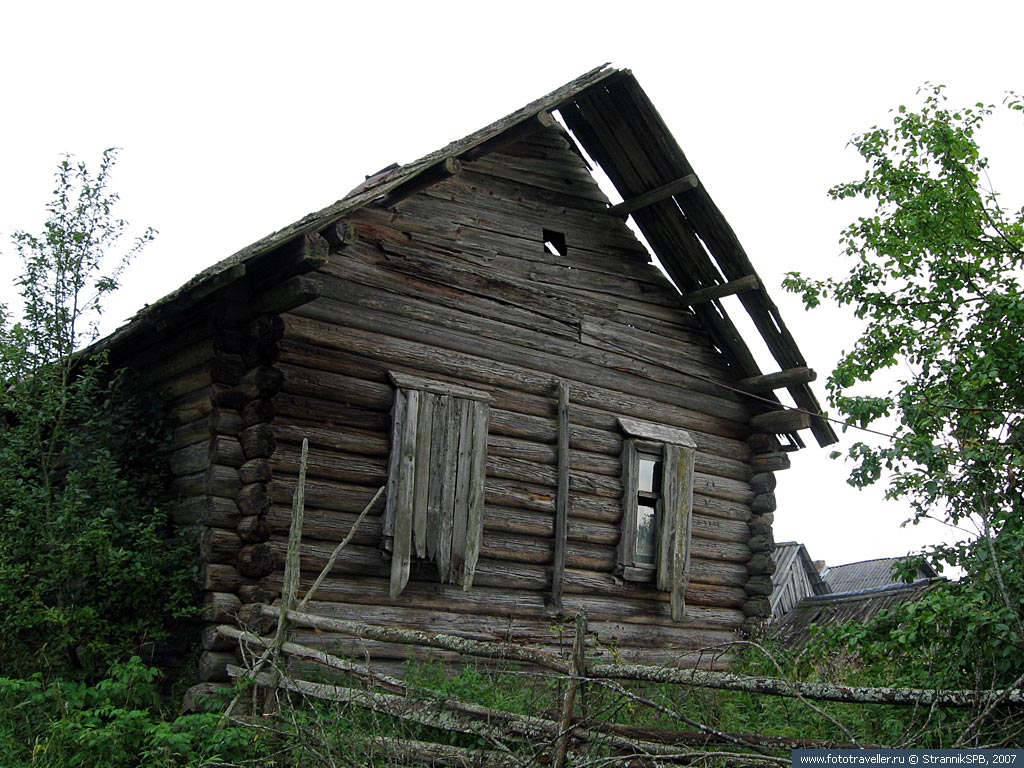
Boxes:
[617,417,696,621]
[384,372,491,598]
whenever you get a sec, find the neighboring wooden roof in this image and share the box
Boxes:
[101,64,836,447]
[822,557,938,594]
[770,542,830,618]
[770,579,939,648]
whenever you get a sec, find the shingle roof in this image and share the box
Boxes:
[822,556,938,594]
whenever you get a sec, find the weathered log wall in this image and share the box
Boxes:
[253,125,777,666]
[110,234,330,681]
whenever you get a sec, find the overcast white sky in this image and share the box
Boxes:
[2,1,1021,568]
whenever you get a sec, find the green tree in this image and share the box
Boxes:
[0,150,195,679]
[785,86,1024,713]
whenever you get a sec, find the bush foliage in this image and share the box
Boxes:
[0,150,196,679]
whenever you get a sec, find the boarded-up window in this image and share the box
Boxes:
[382,372,491,598]
[617,417,696,621]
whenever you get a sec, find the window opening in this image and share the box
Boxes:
[634,453,661,566]
[617,417,696,621]
[543,229,567,257]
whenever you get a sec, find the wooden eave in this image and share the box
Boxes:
[553,72,837,448]
[99,64,836,447]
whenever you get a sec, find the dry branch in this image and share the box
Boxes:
[259,605,571,673]
[239,670,788,767]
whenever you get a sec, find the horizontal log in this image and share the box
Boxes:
[201,563,242,592]
[168,495,240,527]
[201,527,241,563]
[203,591,241,623]
[236,366,286,401]
[238,458,272,484]
[749,472,776,494]
[739,366,817,393]
[749,409,812,433]
[286,298,752,438]
[236,482,271,517]
[210,353,246,385]
[169,442,208,477]
[606,173,699,217]
[212,407,243,436]
[201,623,237,651]
[585,663,1024,707]
[238,542,275,578]
[197,650,235,682]
[749,452,792,473]
[459,111,557,162]
[679,274,761,306]
[252,275,322,316]
[237,514,270,543]
[239,423,276,459]
[378,156,462,206]
[244,231,329,294]
[241,398,276,427]
[210,436,245,467]
[751,492,777,514]
[321,220,359,250]
[261,604,571,673]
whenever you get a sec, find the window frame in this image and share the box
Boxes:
[383,372,492,598]
[617,417,696,621]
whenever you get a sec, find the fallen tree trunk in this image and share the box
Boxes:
[260,605,571,673]
[261,605,1024,708]
[587,663,1024,708]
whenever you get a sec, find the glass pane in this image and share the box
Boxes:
[638,457,661,493]
[634,502,657,565]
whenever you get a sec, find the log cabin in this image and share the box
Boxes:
[101,65,838,680]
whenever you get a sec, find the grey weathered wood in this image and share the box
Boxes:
[448,399,472,584]
[462,399,489,590]
[203,591,241,623]
[382,388,406,546]
[389,370,493,402]
[321,220,359,250]
[748,453,790,475]
[426,394,449,563]
[739,367,817,393]
[389,389,419,598]
[606,173,699,217]
[657,443,679,593]
[436,398,459,582]
[672,445,696,622]
[251,275,322,316]
[459,111,557,162]
[411,394,434,559]
[618,416,697,448]
[617,438,639,573]
[551,381,570,609]
[679,274,761,306]
[749,409,812,433]
[378,156,462,206]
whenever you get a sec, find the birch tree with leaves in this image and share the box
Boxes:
[785,86,1024,717]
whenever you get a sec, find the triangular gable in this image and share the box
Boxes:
[104,64,835,448]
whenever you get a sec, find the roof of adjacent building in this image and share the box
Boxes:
[822,556,939,594]
[771,542,831,598]
[771,579,939,647]
[98,64,836,448]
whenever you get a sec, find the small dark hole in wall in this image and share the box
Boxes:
[543,229,567,257]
